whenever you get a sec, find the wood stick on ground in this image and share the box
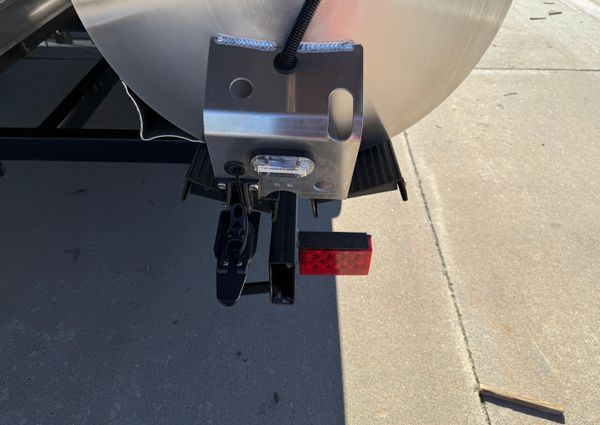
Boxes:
[479,384,565,416]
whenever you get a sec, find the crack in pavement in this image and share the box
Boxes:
[403,131,492,425]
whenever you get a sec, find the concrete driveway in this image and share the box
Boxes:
[1,0,599,424]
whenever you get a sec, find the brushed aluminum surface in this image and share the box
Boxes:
[204,40,364,200]
[72,0,512,140]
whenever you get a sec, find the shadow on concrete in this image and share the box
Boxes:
[0,162,345,425]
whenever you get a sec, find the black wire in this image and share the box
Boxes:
[274,0,322,72]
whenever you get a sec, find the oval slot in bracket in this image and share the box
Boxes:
[328,88,354,141]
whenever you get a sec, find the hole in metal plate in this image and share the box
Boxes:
[229,78,253,99]
[314,181,335,192]
[328,88,354,141]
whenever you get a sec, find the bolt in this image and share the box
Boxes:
[217,183,227,190]
[249,184,259,192]
[236,261,243,267]
[222,260,229,267]
[274,182,281,188]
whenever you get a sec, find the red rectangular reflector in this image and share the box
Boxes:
[299,232,372,276]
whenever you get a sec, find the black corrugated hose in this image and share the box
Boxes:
[274,0,322,72]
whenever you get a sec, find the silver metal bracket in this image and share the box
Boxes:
[203,37,364,200]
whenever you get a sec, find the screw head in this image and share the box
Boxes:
[217,183,227,190]
[249,184,259,192]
